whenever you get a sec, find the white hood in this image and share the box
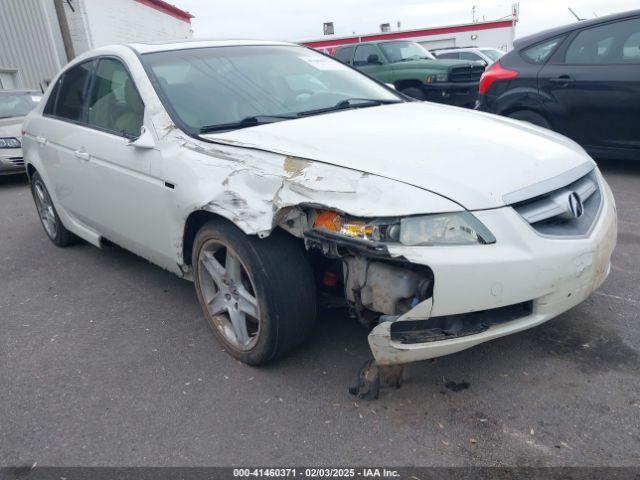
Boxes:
[203,102,594,210]
[0,116,23,137]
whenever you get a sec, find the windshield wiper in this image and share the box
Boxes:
[199,114,297,134]
[297,98,401,117]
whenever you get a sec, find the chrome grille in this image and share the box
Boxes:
[448,64,485,83]
[8,156,24,167]
[512,170,602,237]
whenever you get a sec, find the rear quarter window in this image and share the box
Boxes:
[521,37,564,63]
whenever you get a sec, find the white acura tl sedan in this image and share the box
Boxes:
[22,41,616,375]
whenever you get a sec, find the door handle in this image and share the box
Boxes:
[549,75,573,85]
[74,149,90,161]
[35,136,47,145]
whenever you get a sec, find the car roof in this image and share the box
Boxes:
[126,39,297,54]
[0,89,41,95]
[513,8,640,49]
[433,47,480,52]
[337,39,416,48]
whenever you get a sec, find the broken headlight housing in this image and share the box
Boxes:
[313,210,495,246]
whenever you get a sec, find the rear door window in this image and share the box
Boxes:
[460,52,483,62]
[565,17,640,64]
[437,52,461,60]
[48,61,93,122]
[623,31,640,61]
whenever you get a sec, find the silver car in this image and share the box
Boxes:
[0,90,42,175]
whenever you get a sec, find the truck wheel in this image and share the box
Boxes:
[400,87,426,101]
[30,172,79,247]
[192,220,317,365]
[508,110,551,130]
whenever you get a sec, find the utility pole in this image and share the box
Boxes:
[53,0,75,61]
[472,5,477,23]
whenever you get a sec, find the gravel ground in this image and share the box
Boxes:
[1,159,639,467]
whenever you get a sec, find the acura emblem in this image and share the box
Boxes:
[567,192,584,219]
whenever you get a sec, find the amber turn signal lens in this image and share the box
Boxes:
[314,210,343,232]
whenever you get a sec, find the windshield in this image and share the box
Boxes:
[480,49,504,61]
[378,41,436,63]
[142,45,401,134]
[0,92,42,119]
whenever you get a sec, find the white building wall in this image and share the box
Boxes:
[414,25,515,52]
[66,0,193,56]
[0,0,67,90]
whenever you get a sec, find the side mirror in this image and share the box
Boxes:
[367,54,381,64]
[128,125,155,149]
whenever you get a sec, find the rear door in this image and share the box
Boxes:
[37,60,95,223]
[538,16,640,155]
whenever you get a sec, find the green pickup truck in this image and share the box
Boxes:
[334,40,485,107]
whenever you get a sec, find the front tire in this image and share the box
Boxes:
[30,172,79,247]
[193,220,317,365]
[400,87,426,101]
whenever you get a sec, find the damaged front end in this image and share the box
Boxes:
[300,208,505,368]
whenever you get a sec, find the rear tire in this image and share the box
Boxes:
[400,87,426,101]
[193,220,317,365]
[508,110,551,129]
[30,172,79,247]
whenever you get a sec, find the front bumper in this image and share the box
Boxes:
[369,176,617,365]
[0,147,25,175]
[422,81,479,107]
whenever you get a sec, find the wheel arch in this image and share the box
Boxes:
[183,210,233,267]
[181,208,300,267]
[26,163,37,181]
[502,107,553,129]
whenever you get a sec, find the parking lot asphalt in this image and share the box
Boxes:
[1,160,639,467]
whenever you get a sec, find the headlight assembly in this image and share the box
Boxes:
[426,74,448,83]
[313,210,495,246]
[0,137,21,149]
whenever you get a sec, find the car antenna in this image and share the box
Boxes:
[568,7,585,21]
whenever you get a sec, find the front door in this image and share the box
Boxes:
[539,16,640,157]
[79,57,173,267]
[353,44,389,82]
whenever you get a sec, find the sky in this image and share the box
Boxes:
[176,0,638,42]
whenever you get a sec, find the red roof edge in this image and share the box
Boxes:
[134,0,194,23]
[302,19,514,49]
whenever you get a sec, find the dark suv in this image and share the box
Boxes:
[335,40,485,107]
[477,9,640,160]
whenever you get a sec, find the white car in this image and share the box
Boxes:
[432,47,505,66]
[0,90,42,175]
[22,41,616,379]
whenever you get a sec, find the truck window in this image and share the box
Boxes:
[354,45,380,66]
[335,46,354,64]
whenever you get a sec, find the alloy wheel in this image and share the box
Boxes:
[33,180,58,239]
[197,240,261,350]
